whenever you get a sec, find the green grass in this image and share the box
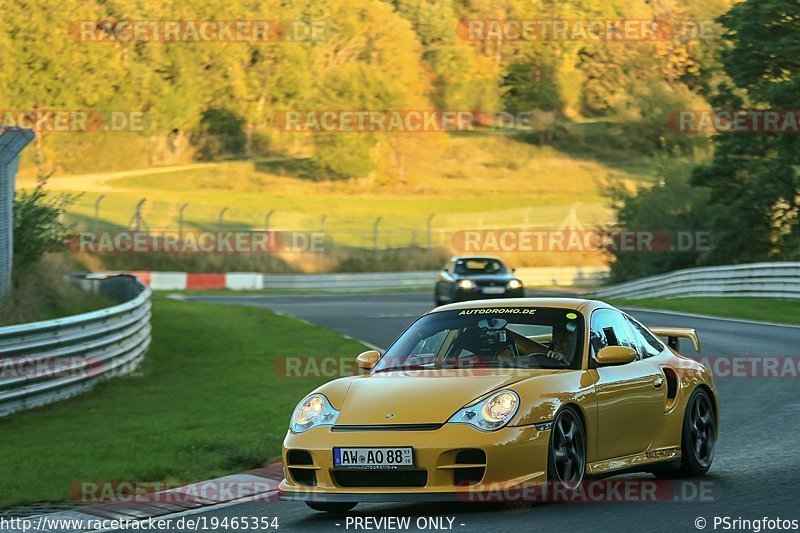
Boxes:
[0,261,117,326]
[610,297,800,325]
[0,284,115,326]
[0,299,366,508]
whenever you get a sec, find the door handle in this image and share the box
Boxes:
[652,377,664,389]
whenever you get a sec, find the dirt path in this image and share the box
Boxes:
[15,163,224,192]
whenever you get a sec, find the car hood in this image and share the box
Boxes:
[323,369,559,426]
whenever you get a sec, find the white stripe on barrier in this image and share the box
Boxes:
[149,272,187,291]
[125,267,609,292]
[225,272,264,291]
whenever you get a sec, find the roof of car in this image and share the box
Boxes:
[451,256,504,262]
[427,297,611,314]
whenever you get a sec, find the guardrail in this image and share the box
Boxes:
[590,262,800,300]
[0,274,151,417]
[264,267,608,291]
[124,267,609,291]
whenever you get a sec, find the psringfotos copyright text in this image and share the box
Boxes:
[696,516,799,531]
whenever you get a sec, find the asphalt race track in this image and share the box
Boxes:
[141,292,800,533]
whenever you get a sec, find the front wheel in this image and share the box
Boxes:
[305,502,357,513]
[433,283,447,306]
[547,407,586,490]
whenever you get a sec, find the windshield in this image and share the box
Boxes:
[374,307,584,372]
[454,258,506,275]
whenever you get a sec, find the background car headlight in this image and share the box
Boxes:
[448,390,519,431]
[458,279,474,289]
[291,394,339,433]
[507,279,522,290]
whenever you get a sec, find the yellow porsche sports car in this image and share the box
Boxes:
[279,298,718,513]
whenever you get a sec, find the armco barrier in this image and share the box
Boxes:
[590,262,800,300]
[0,274,151,417]
[123,267,608,291]
[263,267,608,291]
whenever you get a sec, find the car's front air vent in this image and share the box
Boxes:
[452,449,486,486]
[454,467,485,486]
[455,449,486,464]
[287,450,313,465]
[289,468,316,486]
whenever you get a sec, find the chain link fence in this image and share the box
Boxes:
[67,195,613,252]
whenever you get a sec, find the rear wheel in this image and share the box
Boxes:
[682,388,716,475]
[305,502,357,513]
[654,388,716,478]
[547,407,586,490]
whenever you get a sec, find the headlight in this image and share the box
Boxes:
[291,394,339,433]
[507,279,522,290]
[448,390,519,431]
[458,279,474,289]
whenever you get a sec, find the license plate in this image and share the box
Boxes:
[482,287,505,294]
[333,447,413,469]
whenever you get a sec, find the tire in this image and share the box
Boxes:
[681,388,717,475]
[654,388,717,478]
[433,284,446,306]
[305,502,357,513]
[547,407,586,491]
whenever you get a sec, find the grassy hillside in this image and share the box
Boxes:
[24,136,649,234]
[17,134,688,271]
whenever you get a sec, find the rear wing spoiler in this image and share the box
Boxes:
[650,327,701,352]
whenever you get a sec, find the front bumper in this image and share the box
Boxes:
[279,423,549,502]
[280,490,465,503]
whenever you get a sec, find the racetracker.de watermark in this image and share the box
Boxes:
[275,355,367,379]
[70,20,327,42]
[272,356,566,379]
[273,355,800,380]
[670,110,800,134]
[0,110,146,133]
[70,479,278,504]
[272,110,534,132]
[451,229,712,254]
[69,231,325,254]
[457,18,715,42]
[0,355,143,380]
[689,356,800,379]
[464,480,716,503]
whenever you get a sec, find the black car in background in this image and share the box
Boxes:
[434,256,524,306]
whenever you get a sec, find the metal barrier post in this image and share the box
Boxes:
[0,127,35,301]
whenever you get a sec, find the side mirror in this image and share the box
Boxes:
[511,268,516,273]
[356,350,381,370]
[595,345,637,366]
